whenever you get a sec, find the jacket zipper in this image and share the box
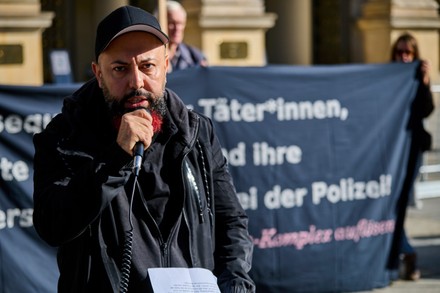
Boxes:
[159,212,182,266]
[138,181,183,267]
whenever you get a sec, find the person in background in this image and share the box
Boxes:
[389,32,435,281]
[165,0,208,72]
[32,5,254,292]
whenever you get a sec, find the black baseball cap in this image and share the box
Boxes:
[95,5,169,60]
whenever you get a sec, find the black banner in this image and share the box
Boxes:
[0,63,419,292]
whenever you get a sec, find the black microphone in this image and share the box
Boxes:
[128,107,150,177]
[133,141,144,177]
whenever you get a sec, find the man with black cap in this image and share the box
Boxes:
[33,5,255,293]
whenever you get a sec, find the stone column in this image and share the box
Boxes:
[182,0,277,66]
[265,1,313,65]
[93,0,128,28]
[357,0,440,82]
[0,0,54,85]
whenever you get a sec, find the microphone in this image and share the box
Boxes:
[130,107,163,176]
[133,141,144,177]
[130,107,149,177]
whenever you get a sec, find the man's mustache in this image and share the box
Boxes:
[111,89,155,115]
[121,89,154,105]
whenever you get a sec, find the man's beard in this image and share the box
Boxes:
[102,82,167,133]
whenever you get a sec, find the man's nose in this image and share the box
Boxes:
[129,68,143,89]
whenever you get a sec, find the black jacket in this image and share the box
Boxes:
[33,79,255,292]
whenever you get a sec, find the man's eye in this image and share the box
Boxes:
[113,66,126,72]
[141,64,153,70]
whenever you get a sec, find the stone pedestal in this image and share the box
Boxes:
[0,0,54,85]
[357,0,440,81]
[182,0,276,66]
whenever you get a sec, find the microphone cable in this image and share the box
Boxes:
[119,142,144,293]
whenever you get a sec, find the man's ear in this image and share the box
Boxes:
[91,62,102,87]
[165,53,169,73]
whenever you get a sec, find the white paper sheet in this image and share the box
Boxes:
[148,267,220,293]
